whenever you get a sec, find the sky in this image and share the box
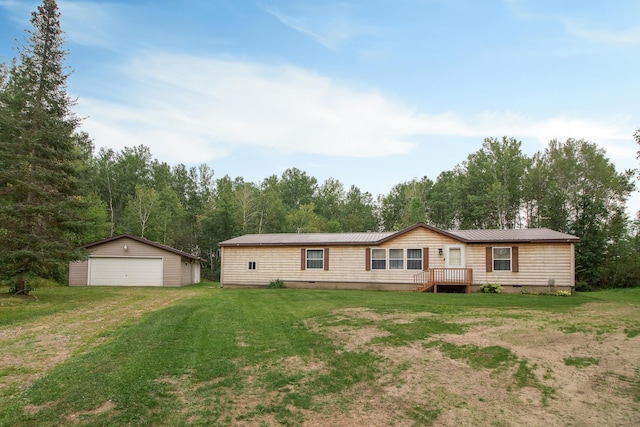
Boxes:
[1,0,639,215]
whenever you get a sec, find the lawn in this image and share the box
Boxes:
[1,284,639,426]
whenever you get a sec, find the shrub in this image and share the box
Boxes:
[480,283,503,294]
[267,279,284,289]
[555,290,571,297]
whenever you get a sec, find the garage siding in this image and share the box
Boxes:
[69,260,88,286]
[69,237,191,286]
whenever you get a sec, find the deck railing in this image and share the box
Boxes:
[414,268,473,293]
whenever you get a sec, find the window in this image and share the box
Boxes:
[407,249,422,270]
[493,247,511,271]
[389,249,404,269]
[248,261,256,270]
[371,248,386,269]
[306,249,324,269]
[446,245,464,267]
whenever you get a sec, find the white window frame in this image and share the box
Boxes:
[389,248,404,270]
[371,248,386,270]
[407,248,423,270]
[306,249,324,269]
[248,261,257,270]
[445,244,465,267]
[492,247,512,271]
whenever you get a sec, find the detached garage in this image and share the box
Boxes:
[69,234,201,287]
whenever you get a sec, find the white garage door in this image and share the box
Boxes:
[89,257,163,286]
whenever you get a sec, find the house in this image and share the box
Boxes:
[218,223,579,293]
[69,234,201,287]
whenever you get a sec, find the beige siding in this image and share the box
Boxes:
[180,259,191,285]
[221,228,576,291]
[180,259,201,285]
[69,260,88,286]
[468,242,575,288]
[221,228,464,289]
[69,237,191,286]
[377,228,461,270]
[78,238,183,286]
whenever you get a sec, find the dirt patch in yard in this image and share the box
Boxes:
[296,306,640,426]
[3,295,639,426]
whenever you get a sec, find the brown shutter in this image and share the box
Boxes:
[485,247,493,272]
[512,246,519,272]
[324,248,329,271]
[301,248,306,270]
[365,248,371,271]
[423,247,429,270]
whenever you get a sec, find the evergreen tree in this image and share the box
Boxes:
[0,0,89,293]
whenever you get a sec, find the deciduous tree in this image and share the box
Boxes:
[457,137,529,229]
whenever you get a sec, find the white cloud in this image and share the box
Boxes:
[0,0,34,25]
[76,52,636,172]
[503,0,640,46]
[471,111,629,144]
[264,3,375,50]
[58,1,127,48]
[0,0,25,10]
[564,22,640,46]
[77,53,427,161]
[0,1,124,48]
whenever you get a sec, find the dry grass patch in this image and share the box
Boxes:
[0,288,203,403]
[300,303,640,426]
[2,289,639,426]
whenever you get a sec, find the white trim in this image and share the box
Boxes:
[371,248,387,270]
[88,255,163,259]
[445,244,465,267]
[492,246,512,272]
[306,248,324,269]
[88,257,163,286]
[389,248,404,270]
[407,248,423,270]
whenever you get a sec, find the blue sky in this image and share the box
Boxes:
[1,0,639,214]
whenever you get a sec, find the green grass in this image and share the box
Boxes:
[0,285,123,326]
[373,317,466,346]
[577,287,640,303]
[564,357,600,368]
[438,343,518,370]
[0,285,638,426]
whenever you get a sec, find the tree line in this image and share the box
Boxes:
[83,136,639,289]
[1,1,639,292]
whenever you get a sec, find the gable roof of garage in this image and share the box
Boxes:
[84,234,202,260]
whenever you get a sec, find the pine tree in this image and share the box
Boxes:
[0,0,89,294]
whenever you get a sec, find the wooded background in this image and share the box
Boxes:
[1,1,638,292]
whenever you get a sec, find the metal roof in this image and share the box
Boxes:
[448,228,579,243]
[219,223,578,247]
[220,231,394,246]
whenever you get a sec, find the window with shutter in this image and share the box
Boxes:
[306,249,324,269]
[407,248,422,270]
[492,247,511,271]
[371,248,386,269]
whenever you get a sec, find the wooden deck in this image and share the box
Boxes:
[414,268,473,293]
